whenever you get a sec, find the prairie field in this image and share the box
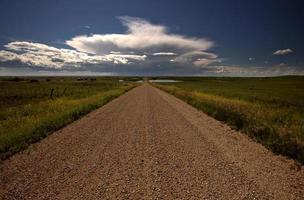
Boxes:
[154,76,304,164]
[0,77,136,160]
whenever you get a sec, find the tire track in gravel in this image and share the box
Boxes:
[1,83,303,199]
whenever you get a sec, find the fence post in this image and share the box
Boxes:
[50,88,54,99]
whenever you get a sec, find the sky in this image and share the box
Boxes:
[0,0,303,76]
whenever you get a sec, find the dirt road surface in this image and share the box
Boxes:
[1,84,303,199]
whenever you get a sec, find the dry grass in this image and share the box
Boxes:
[0,77,136,160]
[154,77,304,164]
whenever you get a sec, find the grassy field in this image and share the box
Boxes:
[153,76,304,164]
[0,77,137,160]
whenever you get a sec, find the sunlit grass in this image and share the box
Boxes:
[154,76,304,164]
[0,77,136,159]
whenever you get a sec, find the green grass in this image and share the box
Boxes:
[154,76,304,164]
[0,77,137,160]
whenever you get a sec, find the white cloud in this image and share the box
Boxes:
[65,16,214,55]
[172,51,218,62]
[6,17,302,76]
[0,41,146,69]
[0,17,219,74]
[0,50,20,62]
[152,52,177,56]
[171,51,220,67]
[110,51,121,54]
[248,57,255,61]
[198,64,304,76]
[273,48,293,56]
[193,58,220,66]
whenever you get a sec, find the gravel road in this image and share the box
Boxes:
[1,84,303,199]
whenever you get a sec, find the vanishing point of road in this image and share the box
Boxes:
[1,84,303,199]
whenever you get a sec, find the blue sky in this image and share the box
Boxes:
[0,0,303,76]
